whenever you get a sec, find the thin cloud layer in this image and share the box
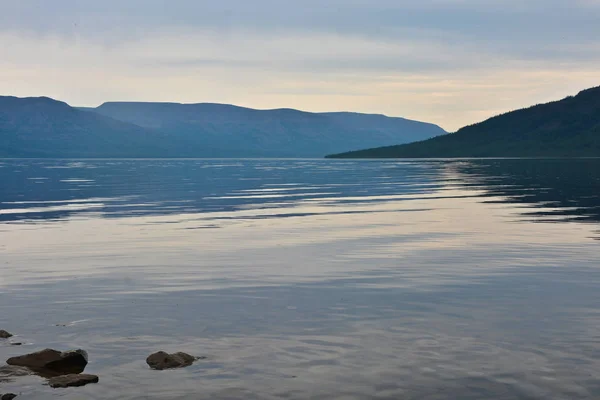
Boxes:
[1,0,599,130]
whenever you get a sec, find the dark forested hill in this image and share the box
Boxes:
[327,86,600,158]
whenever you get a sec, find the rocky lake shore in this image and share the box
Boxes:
[1,329,202,398]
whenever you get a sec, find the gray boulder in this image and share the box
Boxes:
[7,349,88,375]
[146,351,198,370]
[48,374,99,388]
[0,330,12,339]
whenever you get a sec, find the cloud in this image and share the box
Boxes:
[1,0,599,131]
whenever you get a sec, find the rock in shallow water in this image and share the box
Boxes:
[1,394,18,400]
[0,365,32,383]
[146,351,199,370]
[0,330,13,339]
[48,374,99,388]
[6,349,88,375]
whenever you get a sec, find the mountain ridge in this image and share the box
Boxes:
[0,96,177,158]
[327,86,600,158]
[0,96,445,158]
[87,101,446,157]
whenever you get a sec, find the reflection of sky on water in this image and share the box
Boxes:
[1,159,599,399]
[1,159,599,225]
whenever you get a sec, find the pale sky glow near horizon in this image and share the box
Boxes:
[1,1,600,131]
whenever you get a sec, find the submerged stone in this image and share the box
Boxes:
[0,365,32,383]
[0,331,13,339]
[48,374,99,388]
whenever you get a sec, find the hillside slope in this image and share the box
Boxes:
[0,96,446,158]
[91,102,446,157]
[327,86,600,158]
[0,97,175,158]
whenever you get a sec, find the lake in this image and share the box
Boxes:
[1,158,600,400]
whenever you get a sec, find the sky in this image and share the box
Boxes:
[1,0,600,131]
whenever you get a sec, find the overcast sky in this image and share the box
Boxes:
[1,0,599,131]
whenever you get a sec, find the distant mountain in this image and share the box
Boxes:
[327,86,600,158]
[0,95,446,158]
[88,102,445,157]
[0,96,175,158]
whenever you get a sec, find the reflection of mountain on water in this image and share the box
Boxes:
[451,158,600,227]
[0,159,446,223]
[1,159,599,239]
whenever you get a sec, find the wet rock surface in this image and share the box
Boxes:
[7,349,62,369]
[6,349,88,376]
[1,394,18,400]
[0,331,13,339]
[48,374,99,388]
[146,351,200,370]
[45,350,89,374]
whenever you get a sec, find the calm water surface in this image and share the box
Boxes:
[1,158,599,399]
